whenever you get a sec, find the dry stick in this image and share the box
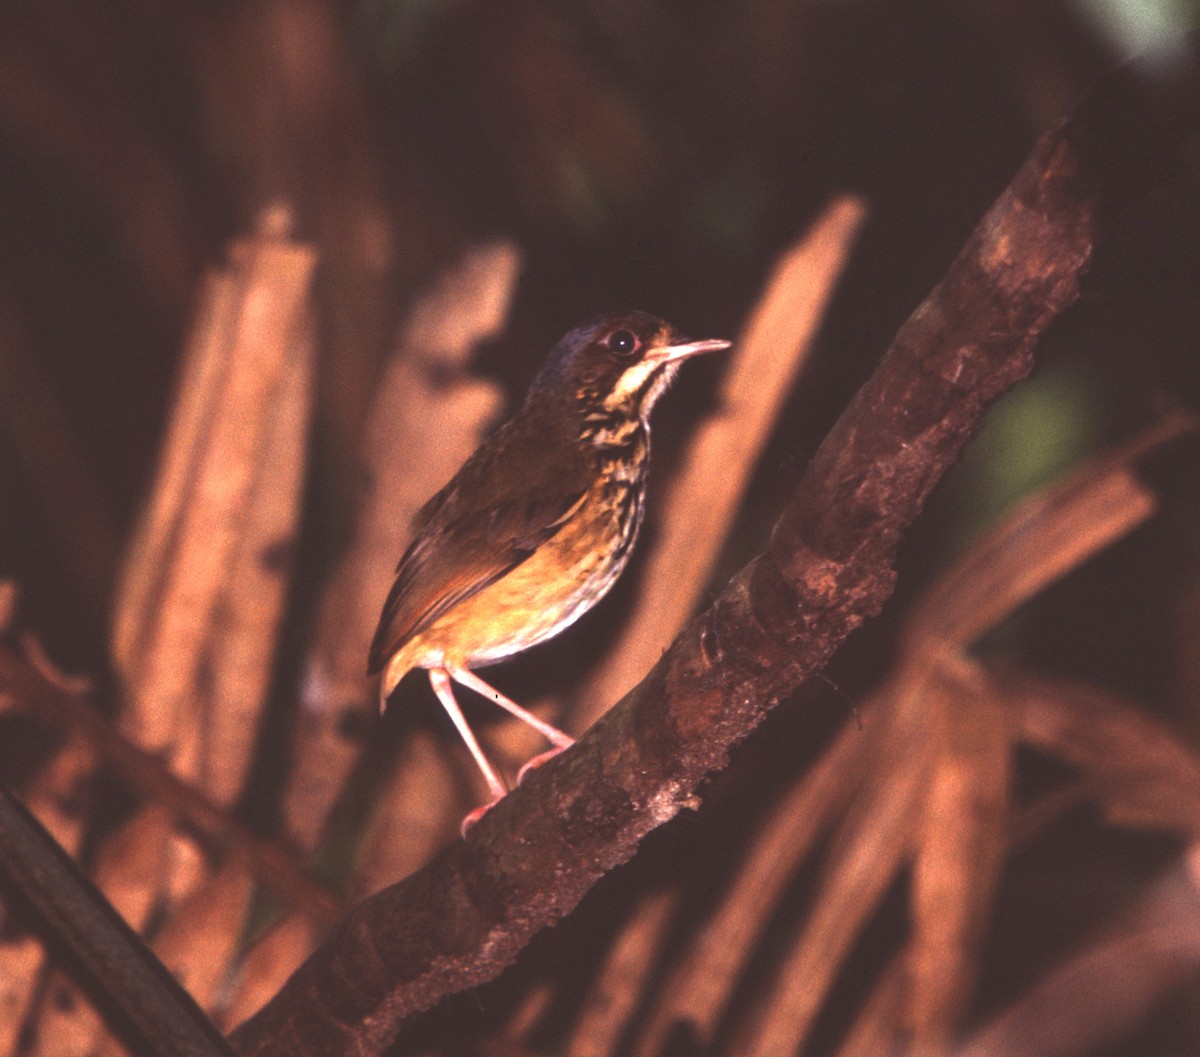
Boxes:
[0,789,235,1057]
[230,94,1123,1057]
[576,196,868,728]
[0,736,96,1054]
[0,645,342,928]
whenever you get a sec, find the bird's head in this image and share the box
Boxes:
[527,311,730,425]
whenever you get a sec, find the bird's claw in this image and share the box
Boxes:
[461,743,575,835]
[516,745,569,786]
[460,799,500,837]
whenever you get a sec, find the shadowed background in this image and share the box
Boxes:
[0,2,1198,1056]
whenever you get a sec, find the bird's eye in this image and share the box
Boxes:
[607,329,639,356]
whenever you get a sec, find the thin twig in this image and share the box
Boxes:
[0,788,236,1057]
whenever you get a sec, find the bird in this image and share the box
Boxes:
[368,311,730,831]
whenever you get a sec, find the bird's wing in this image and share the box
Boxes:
[366,486,588,674]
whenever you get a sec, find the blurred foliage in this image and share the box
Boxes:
[0,1,1198,1055]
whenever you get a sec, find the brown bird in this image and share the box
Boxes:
[369,311,730,830]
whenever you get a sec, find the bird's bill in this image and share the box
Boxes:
[649,337,732,364]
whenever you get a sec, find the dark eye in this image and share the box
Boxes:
[607,329,639,356]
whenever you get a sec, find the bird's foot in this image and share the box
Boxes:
[460,797,502,837]
[461,741,575,834]
[516,744,571,786]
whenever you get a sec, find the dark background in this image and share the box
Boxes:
[0,1,1197,1054]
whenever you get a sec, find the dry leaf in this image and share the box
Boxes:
[905,417,1194,651]
[954,848,1200,1057]
[1010,674,1200,835]
[21,217,318,1054]
[635,716,868,1057]
[732,682,935,1057]
[201,322,313,804]
[221,915,318,1032]
[566,888,677,1057]
[907,660,1012,1056]
[112,215,317,784]
[285,242,516,855]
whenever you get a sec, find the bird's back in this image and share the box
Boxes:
[368,404,603,680]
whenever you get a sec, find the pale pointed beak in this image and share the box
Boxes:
[650,337,732,364]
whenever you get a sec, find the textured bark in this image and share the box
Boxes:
[230,44,1198,1057]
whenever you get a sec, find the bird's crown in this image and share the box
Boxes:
[526,312,728,424]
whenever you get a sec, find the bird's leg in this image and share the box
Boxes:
[428,668,508,835]
[446,666,575,749]
[446,666,575,786]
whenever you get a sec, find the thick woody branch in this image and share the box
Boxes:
[230,46,1197,1057]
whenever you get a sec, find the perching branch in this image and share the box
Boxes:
[229,46,1197,1057]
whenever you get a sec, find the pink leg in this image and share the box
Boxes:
[428,668,507,806]
[446,666,575,750]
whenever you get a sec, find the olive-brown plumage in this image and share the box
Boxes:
[369,311,729,829]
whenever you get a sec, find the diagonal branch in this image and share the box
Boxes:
[230,42,1198,1057]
